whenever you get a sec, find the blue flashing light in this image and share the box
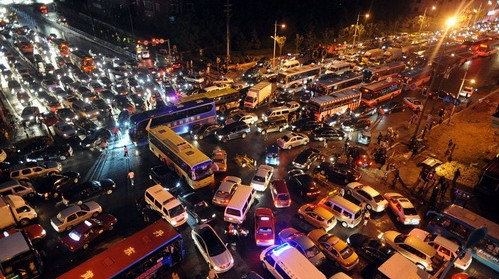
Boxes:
[273,243,291,256]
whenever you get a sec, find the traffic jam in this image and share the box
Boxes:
[0,5,498,279]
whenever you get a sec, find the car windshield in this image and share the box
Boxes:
[213,158,225,163]
[200,229,226,257]
[373,194,385,203]
[305,245,321,258]
[192,162,213,181]
[253,176,265,182]
[168,205,185,218]
[216,191,230,199]
[394,234,407,243]
[340,246,355,259]
[278,194,290,200]
[281,135,291,141]
[258,227,273,234]
[403,208,418,215]
[56,213,65,222]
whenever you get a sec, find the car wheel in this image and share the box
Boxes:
[107,189,113,195]
[279,127,283,132]
[77,200,83,205]
[73,177,79,183]
[296,128,301,132]
[28,192,35,198]
[262,262,267,270]
[334,261,340,267]
[416,263,426,271]
[53,192,59,198]
[346,190,352,195]
[341,221,348,228]
[261,130,267,135]
[48,171,57,176]
[287,145,292,150]
[83,243,89,250]
[241,133,247,139]
[320,170,326,175]
[19,218,30,226]
[222,137,228,143]
[92,212,99,217]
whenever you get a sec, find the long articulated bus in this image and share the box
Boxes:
[179,87,240,113]
[360,79,403,107]
[148,125,214,189]
[129,98,217,145]
[58,220,185,279]
[276,64,323,90]
[426,205,499,272]
[400,66,433,91]
[48,38,70,57]
[311,71,363,96]
[362,61,406,83]
[307,88,362,121]
[70,50,96,73]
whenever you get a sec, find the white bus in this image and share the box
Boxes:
[148,125,214,189]
[311,72,363,96]
[326,61,352,75]
[307,89,362,121]
[400,66,432,91]
[276,64,322,90]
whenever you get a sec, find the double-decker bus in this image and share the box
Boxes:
[148,125,214,189]
[0,232,44,278]
[48,38,70,57]
[58,220,185,279]
[362,61,406,83]
[70,50,96,73]
[15,35,33,54]
[129,98,216,145]
[426,205,499,272]
[399,66,432,91]
[276,64,322,90]
[360,78,403,107]
[307,88,362,121]
[311,72,363,96]
[179,87,240,112]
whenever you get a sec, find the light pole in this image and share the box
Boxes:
[272,21,285,69]
[418,6,436,34]
[352,13,369,49]
[448,68,475,124]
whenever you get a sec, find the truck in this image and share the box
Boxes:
[383,48,403,62]
[0,195,38,229]
[363,48,384,62]
[244,81,273,109]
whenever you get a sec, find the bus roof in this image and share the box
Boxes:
[280,64,322,76]
[360,79,401,91]
[58,220,179,279]
[364,61,405,73]
[149,125,211,167]
[310,89,361,104]
[179,87,239,103]
[400,66,432,79]
[444,205,499,240]
[0,232,30,262]
[131,98,213,123]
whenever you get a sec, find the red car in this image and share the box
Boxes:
[0,224,46,243]
[60,213,117,252]
[40,111,59,126]
[254,208,275,247]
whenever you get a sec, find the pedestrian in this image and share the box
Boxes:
[448,139,454,150]
[452,168,461,187]
[363,209,371,226]
[429,184,440,209]
[391,168,400,188]
[207,266,219,279]
[142,207,149,222]
[323,138,328,148]
[448,143,456,162]
[128,169,135,186]
[113,127,120,139]
[100,140,108,153]
[377,133,383,145]
[339,187,345,197]
[124,145,129,157]
[440,179,449,201]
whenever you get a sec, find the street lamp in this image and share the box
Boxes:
[352,13,369,49]
[418,6,436,34]
[448,68,475,124]
[272,21,285,69]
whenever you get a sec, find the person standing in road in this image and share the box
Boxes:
[339,187,345,197]
[452,168,461,187]
[128,169,135,186]
[440,178,449,202]
[124,145,129,157]
[113,127,120,139]
[363,209,371,226]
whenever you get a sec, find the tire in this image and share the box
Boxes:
[92,212,99,217]
[396,216,400,222]
[279,127,283,132]
[341,221,348,228]
[28,192,35,198]
[48,171,57,176]
[241,133,247,139]
[107,189,113,195]
[296,128,301,132]
[19,218,30,226]
[77,200,83,205]
[262,262,267,270]
[287,145,292,150]
[222,137,228,143]
[83,243,89,250]
[320,170,326,175]
[261,130,267,135]
[416,263,426,271]
[53,192,59,198]
[346,190,352,195]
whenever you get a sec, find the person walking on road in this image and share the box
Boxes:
[128,169,135,186]
[363,209,371,226]
[100,140,108,153]
[113,127,120,139]
[440,178,449,201]
[452,168,461,187]
[124,146,129,157]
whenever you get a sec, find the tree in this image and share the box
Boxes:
[249,29,261,49]
[321,28,336,45]
[294,34,304,53]
[304,27,317,50]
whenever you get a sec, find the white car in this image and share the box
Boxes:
[192,224,234,273]
[53,122,77,139]
[211,150,227,172]
[345,182,388,212]
[459,86,474,98]
[50,201,102,232]
[285,101,301,112]
[225,112,259,125]
[403,97,423,112]
[277,132,309,149]
[250,165,274,191]
[184,74,205,84]
[408,228,472,270]
[212,176,241,206]
[213,77,234,87]
[383,192,421,225]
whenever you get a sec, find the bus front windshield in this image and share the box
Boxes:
[192,161,213,181]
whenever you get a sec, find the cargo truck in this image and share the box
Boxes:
[244,81,273,109]
[0,195,38,229]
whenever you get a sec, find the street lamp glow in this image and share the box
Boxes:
[446,17,457,28]
[470,79,476,84]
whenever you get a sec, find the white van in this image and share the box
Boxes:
[0,180,37,198]
[280,60,300,71]
[224,185,255,224]
[318,195,363,228]
[145,185,188,227]
[260,243,327,279]
[262,106,290,121]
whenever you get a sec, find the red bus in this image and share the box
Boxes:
[70,50,96,73]
[360,79,403,107]
[58,220,184,279]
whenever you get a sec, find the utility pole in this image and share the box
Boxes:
[224,0,231,68]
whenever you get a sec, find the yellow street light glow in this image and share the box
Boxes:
[470,79,476,84]
[365,14,370,18]
[281,24,286,28]
[446,17,457,27]
[432,6,436,10]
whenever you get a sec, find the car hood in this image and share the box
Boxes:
[382,231,399,243]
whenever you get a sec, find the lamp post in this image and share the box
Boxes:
[448,68,475,124]
[419,6,436,34]
[272,21,285,69]
[352,13,369,49]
